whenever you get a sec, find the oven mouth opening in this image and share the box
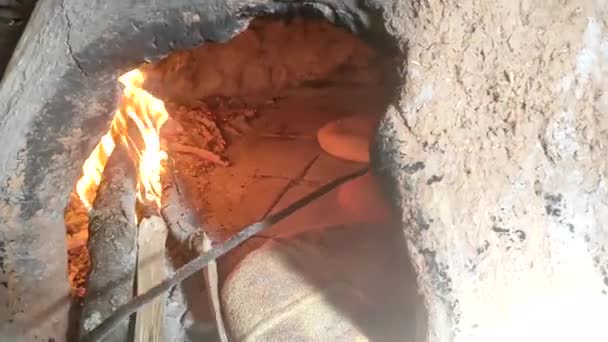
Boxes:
[64,13,423,341]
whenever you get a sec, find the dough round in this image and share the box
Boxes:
[316,114,377,163]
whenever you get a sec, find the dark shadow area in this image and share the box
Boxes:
[222,221,425,341]
[0,0,37,78]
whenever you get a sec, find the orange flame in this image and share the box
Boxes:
[76,69,168,210]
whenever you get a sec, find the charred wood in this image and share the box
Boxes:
[79,144,138,342]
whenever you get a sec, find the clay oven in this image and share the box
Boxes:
[1,1,607,342]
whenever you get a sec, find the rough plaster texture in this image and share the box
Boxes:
[0,0,607,341]
[142,17,383,105]
[373,1,608,341]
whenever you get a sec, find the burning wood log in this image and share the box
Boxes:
[79,144,138,342]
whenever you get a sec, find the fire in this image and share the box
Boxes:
[76,132,115,209]
[76,69,168,209]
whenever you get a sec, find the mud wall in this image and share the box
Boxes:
[142,17,384,105]
[374,1,608,341]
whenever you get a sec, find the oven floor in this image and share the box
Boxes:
[165,83,418,341]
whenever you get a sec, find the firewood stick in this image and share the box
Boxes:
[81,167,368,342]
[201,231,228,342]
[165,111,225,153]
[160,158,208,250]
[169,142,228,166]
[160,163,228,342]
[160,178,203,251]
[134,215,168,342]
[79,144,138,342]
